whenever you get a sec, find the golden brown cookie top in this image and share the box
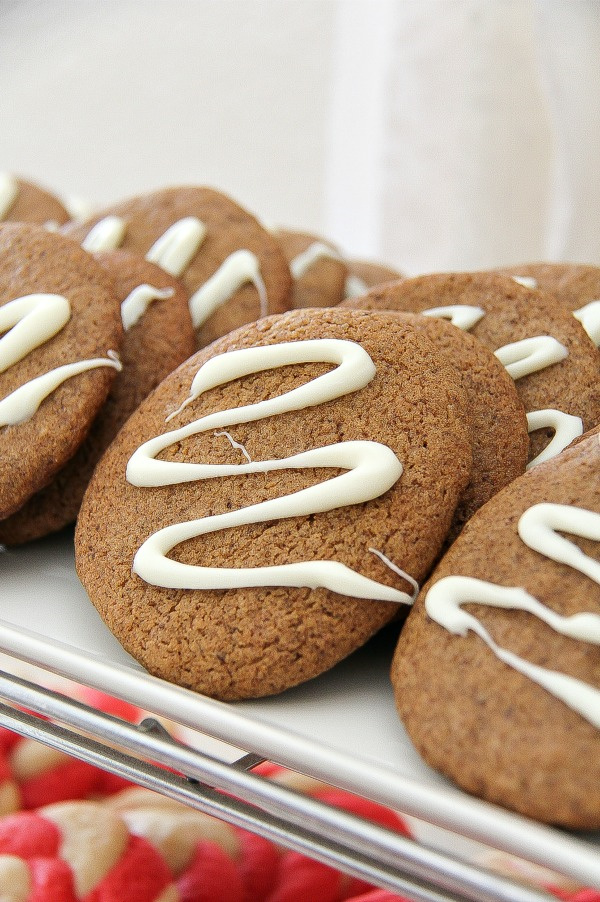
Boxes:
[392,430,600,828]
[0,250,196,545]
[0,223,123,518]
[64,185,292,349]
[350,271,600,463]
[276,228,348,309]
[0,172,70,228]
[75,307,473,700]
[343,259,403,299]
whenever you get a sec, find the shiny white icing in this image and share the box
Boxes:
[494,335,568,380]
[344,274,369,299]
[289,241,341,280]
[0,294,71,373]
[121,284,175,331]
[512,275,538,290]
[421,305,485,331]
[526,409,583,469]
[0,172,19,219]
[0,173,19,220]
[187,249,268,329]
[426,502,600,728]
[127,338,412,604]
[81,216,127,253]
[573,299,600,347]
[145,217,206,277]
[0,350,122,426]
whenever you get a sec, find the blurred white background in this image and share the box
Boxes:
[1,0,599,275]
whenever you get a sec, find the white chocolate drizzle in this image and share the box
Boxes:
[573,299,600,347]
[421,305,485,331]
[494,335,568,380]
[0,294,71,372]
[289,241,342,280]
[127,338,412,604]
[0,291,122,426]
[0,350,122,427]
[187,249,268,329]
[425,502,600,727]
[344,275,369,299]
[526,409,583,468]
[81,216,127,253]
[0,173,19,220]
[145,217,206,277]
[511,275,538,290]
[121,284,175,331]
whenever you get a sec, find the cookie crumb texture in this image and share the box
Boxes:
[0,224,123,519]
[391,430,600,828]
[76,308,472,700]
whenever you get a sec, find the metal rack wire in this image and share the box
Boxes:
[0,663,567,902]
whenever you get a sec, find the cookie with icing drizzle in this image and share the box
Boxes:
[75,307,473,700]
[63,185,292,350]
[343,259,403,300]
[276,228,348,308]
[340,303,529,540]
[391,427,600,828]
[496,262,600,348]
[0,250,195,544]
[0,172,70,228]
[0,224,123,519]
[345,271,600,464]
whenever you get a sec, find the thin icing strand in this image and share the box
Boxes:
[127,338,412,604]
[0,173,19,220]
[187,249,268,328]
[344,275,369,299]
[121,284,175,331]
[494,335,568,380]
[525,409,583,469]
[81,216,127,253]
[573,299,600,347]
[425,502,600,728]
[0,294,71,373]
[145,217,206,277]
[289,241,342,280]
[421,305,485,331]
[0,350,122,426]
[511,275,538,289]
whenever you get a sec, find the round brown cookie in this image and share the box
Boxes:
[0,224,123,520]
[347,272,600,464]
[276,228,348,309]
[64,186,292,349]
[75,307,472,701]
[0,251,195,544]
[391,430,600,828]
[0,172,70,227]
[343,260,403,300]
[496,262,600,347]
[342,304,529,540]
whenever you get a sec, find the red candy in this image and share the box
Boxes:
[83,835,174,902]
[0,811,61,857]
[177,840,244,902]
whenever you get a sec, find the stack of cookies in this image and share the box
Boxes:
[1,171,599,830]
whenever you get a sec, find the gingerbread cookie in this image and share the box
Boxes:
[0,251,195,545]
[343,259,403,300]
[64,185,292,349]
[348,272,600,464]
[497,262,600,347]
[75,307,473,700]
[0,172,70,228]
[276,228,348,308]
[391,429,600,828]
[341,303,529,539]
[0,224,123,520]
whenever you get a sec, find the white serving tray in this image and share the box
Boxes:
[0,528,598,899]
